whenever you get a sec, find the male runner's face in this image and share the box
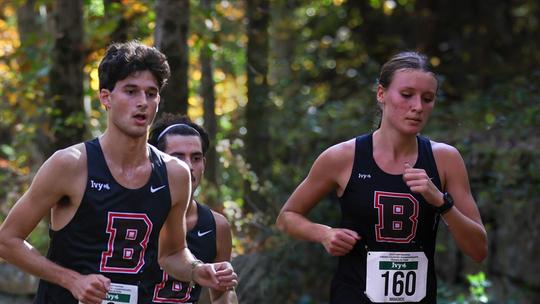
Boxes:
[101,70,160,138]
[164,135,205,194]
[377,69,437,135]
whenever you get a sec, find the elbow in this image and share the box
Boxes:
[275,212,287,233]
[158,255,175,276]
[158,253,169,271]
[469,233,488,263]
[471,244,488,263]
[475,230,489,263]
[471,253,487,264]
[0,231,11,260]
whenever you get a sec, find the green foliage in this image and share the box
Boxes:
[467,272,490,303]
[437,272,490,304]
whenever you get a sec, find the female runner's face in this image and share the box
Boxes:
[377,69,438,135]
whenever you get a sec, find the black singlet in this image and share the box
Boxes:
[152,202,217,303]
[34,138,171,303]
[330,133,442,304]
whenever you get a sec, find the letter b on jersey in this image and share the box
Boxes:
[374,191,419,243]
[100,212,153,273]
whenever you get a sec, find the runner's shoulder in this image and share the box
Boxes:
[45,143,86,173]
[211,210,231,232]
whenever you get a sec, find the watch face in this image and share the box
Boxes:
[438,192,454,214]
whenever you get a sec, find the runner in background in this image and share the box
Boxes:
[149,113,238,304]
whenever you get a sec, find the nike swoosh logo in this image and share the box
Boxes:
[150,185,166,193]
[197,230,213,237]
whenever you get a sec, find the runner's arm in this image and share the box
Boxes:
[159,158,235,290]
[435,144,487,262]
[276,143,360,256]
[158,158,197,282]
[0,148,110,301]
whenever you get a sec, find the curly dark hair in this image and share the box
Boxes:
[98,40,171,91]
[149,113,210,155]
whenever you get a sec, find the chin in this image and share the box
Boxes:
[125,128,148,139]
[402,128,423,136]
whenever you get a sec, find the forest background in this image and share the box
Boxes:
[1,0,539,303]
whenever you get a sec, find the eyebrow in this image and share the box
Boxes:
[122,83,159,91]
[171,151,203,156]
[400,87,436,94]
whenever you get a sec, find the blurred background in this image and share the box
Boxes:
[1,0,539,303]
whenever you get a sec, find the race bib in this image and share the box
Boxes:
[365,251,427,302]
[79,283,138,304]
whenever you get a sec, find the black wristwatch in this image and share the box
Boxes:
[435,192,454,215]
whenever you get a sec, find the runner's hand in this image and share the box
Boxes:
[322,228,360,256]
[69,273,110,304]
[403,162,443,207]
[194,262,238,291]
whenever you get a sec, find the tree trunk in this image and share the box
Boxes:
[269,0,296,88]
[7,0,44,149]
[245,0,270,176]
[48,0,85,153]
[154,0,189,115]
[244,0,270,212]
[15,0,52,164]
[200,0,219,190]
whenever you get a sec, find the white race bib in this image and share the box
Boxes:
[79,283,138,304]
[365,251,427,302]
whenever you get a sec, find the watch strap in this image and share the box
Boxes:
[435,192,454,215]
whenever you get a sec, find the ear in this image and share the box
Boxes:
[100,89,112,110]
[376,84,386,108]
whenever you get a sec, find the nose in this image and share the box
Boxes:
[410,95,423,112]
[136,91,148,109]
